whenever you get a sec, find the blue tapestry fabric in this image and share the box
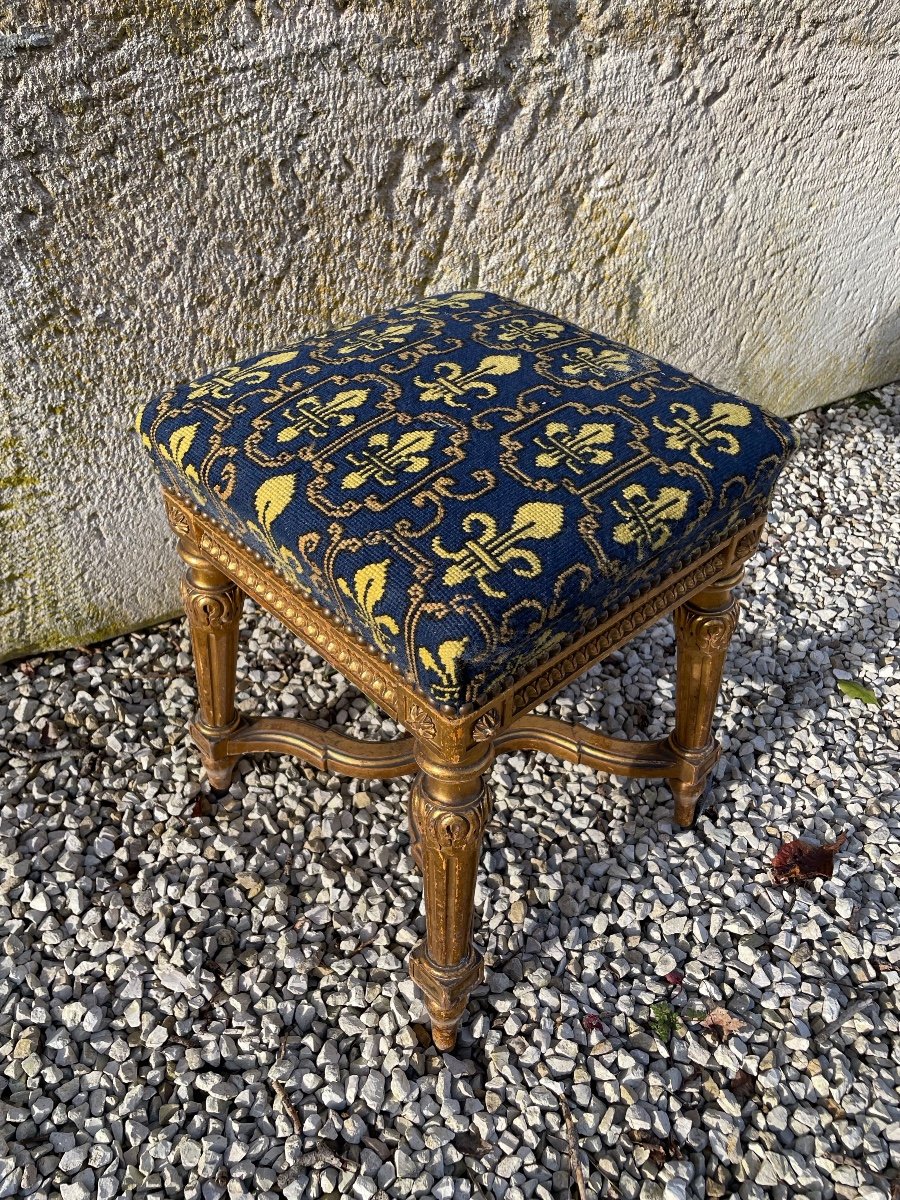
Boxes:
[137,291,795,711]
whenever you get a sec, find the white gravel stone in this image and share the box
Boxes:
[0,387,898,1198]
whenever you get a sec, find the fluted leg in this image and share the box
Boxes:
[408,743,494,1051]
[177,536,243,790]
[407,789,424,873]
[668,566,742,826]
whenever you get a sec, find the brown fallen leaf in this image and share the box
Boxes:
[454,1130,493,1158]
[730,1068,757,1099]
[628,1129,684,1165]
[701,1007,748,1042]
[771,831,847,884]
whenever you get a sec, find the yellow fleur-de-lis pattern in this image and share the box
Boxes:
[341,430,435,491]
[275,388,368,442]
[534,421,615,473]
[653,401,752,469]
[414,353,520,407]
[136,290,795,710]
[432,502,565,599]
[418,639,469,705]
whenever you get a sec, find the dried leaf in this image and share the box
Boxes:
[454,1130,493,1158]
[730,1069,757,1099]
[701,1007,748,1041]
[837,679,880,706]
[581,1013,604,1035]
[628,1129,683,1165]
[664,969,684,995]
[771,831,847,884]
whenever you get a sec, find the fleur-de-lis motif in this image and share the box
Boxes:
[414,354,520,408]
[494,318,565,349]
[418,638,469,704]
[337,559,400,650]
[276,388,367,442]
[559,345,636,382]
[653,402,751,469]
[187,350,297,400]
[399,292,485,315]
[341,430,435,490]
[534,421,615,474]
[334,322,415,355]
[432,502,564,598]
[611,484,690,554]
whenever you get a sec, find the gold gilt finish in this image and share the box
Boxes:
[166,488,763,1050]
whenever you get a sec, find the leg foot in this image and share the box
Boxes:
[407,745,494,1050]
[205,761,238,792]
[669,566,741,827]
[671,780,700,829]
[671,776,717,829]
[177,536,243,788]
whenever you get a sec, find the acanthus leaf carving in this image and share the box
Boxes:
[673,602,739,655]
[179,577,240,630]
[410,775,493,855]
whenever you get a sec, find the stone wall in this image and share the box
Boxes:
[1,1,897,658]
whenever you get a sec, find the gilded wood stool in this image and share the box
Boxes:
[136,291,794,1049]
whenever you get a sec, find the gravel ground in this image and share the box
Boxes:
[1,385,899,1200]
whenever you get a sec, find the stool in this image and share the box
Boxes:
[136,290,794,1049]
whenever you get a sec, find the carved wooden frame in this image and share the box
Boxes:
[164,486,765,1049]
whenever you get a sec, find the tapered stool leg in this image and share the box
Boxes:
[177,536,244,790]
[408,743,494,1051]
[668,565,742,826]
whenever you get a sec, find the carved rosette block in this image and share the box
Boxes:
[405,702,437,741]
[408,744,494,1050]
[176,535,245,790]
[471,708,500,742]
[668,566,742,826]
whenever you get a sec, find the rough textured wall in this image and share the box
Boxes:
[1,1,898,659]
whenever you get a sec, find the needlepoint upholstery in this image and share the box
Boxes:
[137,291,795,711]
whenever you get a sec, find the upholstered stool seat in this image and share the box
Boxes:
[138,292,792,712]
[137,290,794,1049]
